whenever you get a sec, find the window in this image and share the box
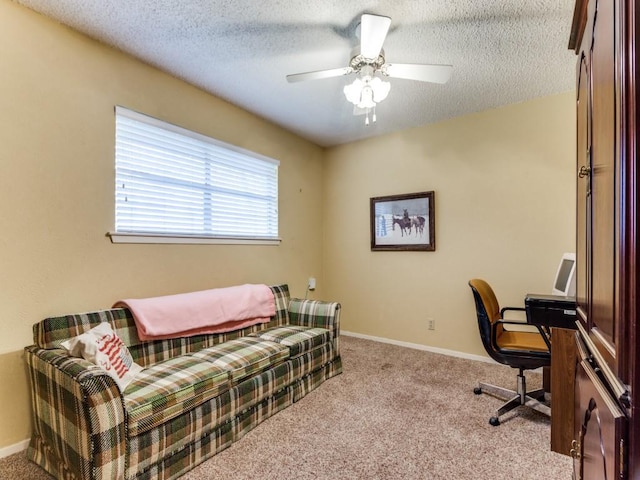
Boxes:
[109,107,279,245]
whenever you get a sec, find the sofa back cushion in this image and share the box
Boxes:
[33,284,291,367]
[33,308,137,350]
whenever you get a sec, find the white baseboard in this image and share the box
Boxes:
[0,439,29,459]
[341,330,497,365]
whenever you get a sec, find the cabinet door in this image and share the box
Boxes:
[588,0,618,372]
[573,360,625,480]
[575,48,590,321]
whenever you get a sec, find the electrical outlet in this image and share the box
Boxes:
[307,277,316,290]
[427,318,435,330]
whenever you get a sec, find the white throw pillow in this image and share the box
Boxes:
[61,322,143,391]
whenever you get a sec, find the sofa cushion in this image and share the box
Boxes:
[249,326,330,357]
[191,337,289,384]
[124,356,229,436]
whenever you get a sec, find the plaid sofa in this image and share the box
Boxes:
[24,284,342,479]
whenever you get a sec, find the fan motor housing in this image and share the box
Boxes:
[349,46,385,72]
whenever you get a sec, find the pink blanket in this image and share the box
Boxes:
[113,284,276,341]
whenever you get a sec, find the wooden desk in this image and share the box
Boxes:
[549,327,577,456]
[524,294,577,456]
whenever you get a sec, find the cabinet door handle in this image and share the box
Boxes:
[578,165,591,178]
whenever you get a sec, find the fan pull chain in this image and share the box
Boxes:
[364,107,378,126]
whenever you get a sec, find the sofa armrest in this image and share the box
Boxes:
[288,299,341,353]
[25,346,127,480]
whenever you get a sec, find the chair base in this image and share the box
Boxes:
[474,370,550,426]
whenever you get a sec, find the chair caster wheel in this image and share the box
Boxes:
[489,417,500,426]
[473,387,482,395]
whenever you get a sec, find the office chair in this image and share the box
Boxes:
[468,279,551,426]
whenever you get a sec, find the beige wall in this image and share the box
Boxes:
[0,1,576,453]
[323,92,576,355]
[0,1,325,448]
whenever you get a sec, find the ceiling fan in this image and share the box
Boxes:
[286,13,453,125]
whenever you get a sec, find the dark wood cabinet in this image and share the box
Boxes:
[573,333,626,480]
[574,357,625,480]
[569,0,639,478]
[551,328,578,455]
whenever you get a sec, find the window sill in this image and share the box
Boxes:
[107,232,281,245]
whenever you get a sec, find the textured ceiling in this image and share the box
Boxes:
[14,0,577,147]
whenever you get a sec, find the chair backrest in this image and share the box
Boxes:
[469,279,501,323]
[468,279,501,362]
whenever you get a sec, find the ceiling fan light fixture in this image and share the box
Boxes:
[343,74,390,110]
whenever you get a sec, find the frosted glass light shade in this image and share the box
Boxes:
[343,75,390,108]
[343,78,365,104]
[370,77,390,102]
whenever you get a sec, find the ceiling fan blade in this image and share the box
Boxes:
[360,14,391,60]
[286,67,353,83]
[383,63,453,84]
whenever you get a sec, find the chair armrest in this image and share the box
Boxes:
[500,306,526,317]
[25,346,127,479]
[288,299,341,353]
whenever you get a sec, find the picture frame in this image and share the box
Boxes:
[370,191,435,251]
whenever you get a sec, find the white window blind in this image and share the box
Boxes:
[113,106,279,243]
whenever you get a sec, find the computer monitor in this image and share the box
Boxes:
[552,252,576,297]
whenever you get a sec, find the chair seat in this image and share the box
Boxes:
[496,329,548,352]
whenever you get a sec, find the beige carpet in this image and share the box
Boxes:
[0,336,572,479]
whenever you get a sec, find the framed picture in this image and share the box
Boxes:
[370,191,435,251]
